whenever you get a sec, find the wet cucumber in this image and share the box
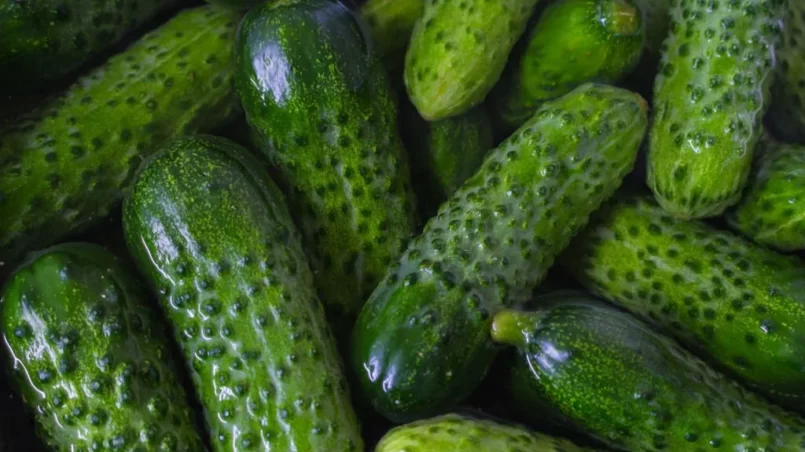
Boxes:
[0,0,180,90]
[404,0,540,120]
[361,0,423,70]
[492,293,805,451]
[647,0,784,219]
[0,6,240,273]
[352,84,647,422]
[494,0,644,130]
[563,193,805,407]
[376,413,594,452]
[123,135,363,451]
[235,0,416,331]
[768,0,805,143]
[1,243,205,451]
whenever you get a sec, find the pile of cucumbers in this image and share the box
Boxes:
[2,0,805,450]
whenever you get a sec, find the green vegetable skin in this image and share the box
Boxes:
[647,0,784,219]
[123,135,363,451]
[0,0,180,90]
[768,0,805,143]
[563,194,805,406]
[404,0,540,120]
[1,243,205,451]
[0,6,240,273]
[495,0,644,130]
[235,0,416,330]
[492,294,805,451]
[361,0,424,70]
[376,413,594,452]
[352,83,648,422]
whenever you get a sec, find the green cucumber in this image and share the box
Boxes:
[351,83,647,422]
[646,0,785,219]
[404,0,540,120]
[123,135,363,451]
[235,0,416,331]
[492,293,805,451]
[768,1,805,143]
[360,0,424,71]
[376,413,594,452]
[729,140,805,251]
[494,0,644,130]
[563,193,805,407]
[0,6,240,273]
[1,243,205,451]
[0,0,181,90]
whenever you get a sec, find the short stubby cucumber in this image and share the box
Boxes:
[647,0,784,218]
[493,294,805,451]
[0,0,181,90]
[0,6,240,272]
[1,243,205,451]
[361,0,424,71]
[235,0,416,331]
[376,413,595,452]
[404,0,540,120]
[352,84,648,422]
[729,140,805,251]
[563,194,805,406]
[768,0,805,143]
[494,0,644,130]
[123,135,363,452]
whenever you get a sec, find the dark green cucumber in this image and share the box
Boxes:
[492,293,805,451]
[0,0,181,90]
[647,0,784,219]
[0,6,240,273]
[351,83,647,422]
[1,243,205,451]
[404,0,540,120]
[494,0,644,130]
[563,193,805,406]
[376,413,594,452]
[768,1,805,143]
[123,135,363,451]
[729,140,805,251]
[360,0,423,71]
[235,0,416,331]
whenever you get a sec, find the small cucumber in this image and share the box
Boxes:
[352,84,647,422]
[646,0,785,218]
[360,0,424,71]
[0,6,240,273]
[768,1,805,143]
[492,293,805,451]
[123,135,363,452]
[563,193,805,407]
[494,0,644,130]
[404,0,540,120]
[1,243,205,451]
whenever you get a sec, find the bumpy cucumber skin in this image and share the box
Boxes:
[376,413,593,452]
[647,0,784,219]
[1,243,204,451]
[631,0,670,54]
[564,194,805,406]
[361,0,424,70]
[0,0,180,89]
[729,142,805,251]
[404,0,540,120]
[493,296,805,451]
[768,1,805,143]
[352,84,648,422]
[0,6,240,272]
[495,0,644,129]
[123,135,363,452]
[235,0,416,331]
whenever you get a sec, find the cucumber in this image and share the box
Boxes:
[351,83,647,422]
[729,140,805,251]
[360,0,423,71]
[0,6,240,273]
[768,0,805,143]
[492,293,805,451]
[563,193,805,407]
[646,0,785,219]
[0,0,181,91]
[123,135,363,451]
[376,413,594,452]
[404,0,540,120]
[494,0,644,130]
[235,0,416,332]
[1,243,205,451]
